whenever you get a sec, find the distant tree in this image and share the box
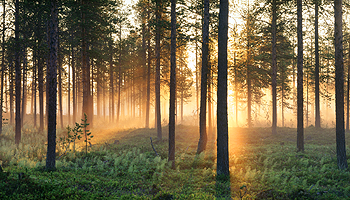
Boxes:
[216,0,230,197]
[46,0,58,170]
[334,0,347,169]
[297,0,304,152]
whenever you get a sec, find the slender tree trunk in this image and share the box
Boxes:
[109,42,114,122]
[145,14,151,128]
[197,0,209,154]
[46,0,58,170]
[68,46,71,124]
[271,0,277,134]
[335,0,348,169]
[169,0,176,169]
[234,53,238,127]
[315,0,320,129]
[216,0,230,197]
[15,0,21,145]
[297,0,304,152]
[33,56,37,128]
[0,0,5,134]
[21,48,27,128]
[155,0,162,140]
[58,36,63,129]
[72,45,76,123]
[81,0,91,126]
[10,63,13,126]
[347,42,350,132]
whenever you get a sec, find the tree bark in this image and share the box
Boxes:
[169,0,176,169]
[334,0,348,169]
[297,0,304,152]
[46,0,58,170]
[197,0,209,154]
[109,42,114,122]
[145,10,151,128]
[347,42,350,132]
[315,0,320,129]
[216,0,230,197]
[155,0,162,140]
[271,0,277,134]
[81,0,91,127]
[0,0,5,135]
[15,0,21,145]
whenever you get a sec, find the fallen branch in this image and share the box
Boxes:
[150,137,159,157]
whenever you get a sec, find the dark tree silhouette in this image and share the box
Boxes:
[216,0,230,197]
[334,0,348,169]
[297,0,304,152]
[169,0,176,169]
[271,0,277,134]
[15,0,21,145]
[197,0,209,154]
[155,0,162,140]
[46,0,58,170]
[315,0,320,129]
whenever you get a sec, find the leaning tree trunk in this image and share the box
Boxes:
[197,0,209,154]
[334,0,348,169]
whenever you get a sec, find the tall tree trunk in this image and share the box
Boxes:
[142,9,147,127]
[39,59,44,132]
[145,12,151,128]
[234,53,238,127]
[155,0,162,140]
[347,42,350,132]
[197,0,209,154]
[15,0,21,145]
[0,0,5,135]
[169,0,176,169]
[297,0,304,152]
[315,0,320,129]
[72,45,76,123]
[46,0,58,170]
[9,63,13,126]
[33,56,37,128]
[334,0,348,169]
[109,42,114,122]
[58,36,63,129]
[21,48,27,128]
[216,0,230,197]
[68,45,71,124]
[81,0,91,127]
[247,11,252,128]
[271,0,277,134]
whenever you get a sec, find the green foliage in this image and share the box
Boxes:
[57,114,94,159]
[1,126,350,199]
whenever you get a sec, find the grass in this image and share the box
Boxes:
[1,124,350,199]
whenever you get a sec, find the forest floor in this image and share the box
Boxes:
[1,124,350,199]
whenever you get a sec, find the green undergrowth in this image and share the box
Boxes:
[1,125,350,199]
